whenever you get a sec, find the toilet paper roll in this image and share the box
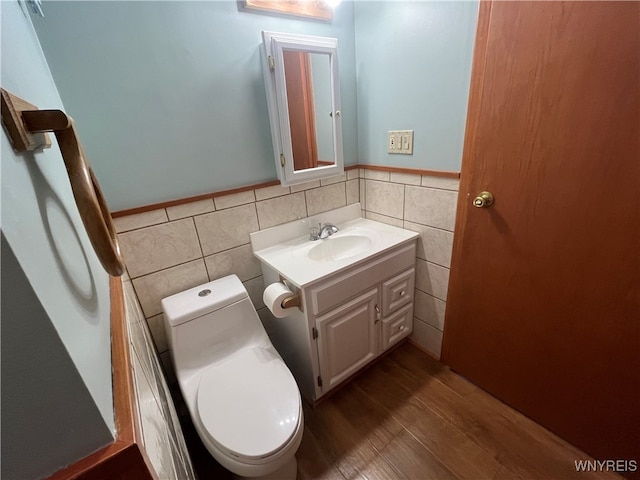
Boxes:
[263,282,296,318]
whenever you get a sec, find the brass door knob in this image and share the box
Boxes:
[473,191,494,208]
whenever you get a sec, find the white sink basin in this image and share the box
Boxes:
[250,204,419,287]
[290,227,382,263]
[307,234,373,262]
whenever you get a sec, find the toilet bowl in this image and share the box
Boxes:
[161,275,303,479]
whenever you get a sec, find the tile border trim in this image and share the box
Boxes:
[112,165,460,218]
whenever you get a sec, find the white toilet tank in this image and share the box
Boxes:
[161,275,270,374]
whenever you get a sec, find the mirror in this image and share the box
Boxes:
[283,51,335,171]
[262,31,344,186]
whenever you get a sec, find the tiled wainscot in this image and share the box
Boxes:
[360,170,458,358]
[114,169,459,382]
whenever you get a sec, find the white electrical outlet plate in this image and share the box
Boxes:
[387,131,399,153]
[387,130,413,154]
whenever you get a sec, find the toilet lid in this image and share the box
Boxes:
[196,346,301,460]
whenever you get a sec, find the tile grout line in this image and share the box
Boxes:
[403,220,456,234]
[414,284,448,303]
[413,312,445,334]
[190,215,207,263]
[129,256,206,282]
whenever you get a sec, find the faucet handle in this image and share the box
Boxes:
[309,223,321,241]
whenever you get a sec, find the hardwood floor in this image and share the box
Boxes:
[180,343,621,480]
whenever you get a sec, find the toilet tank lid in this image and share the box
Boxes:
[161,275,248,327]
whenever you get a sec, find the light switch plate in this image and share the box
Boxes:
[387,130,413,155]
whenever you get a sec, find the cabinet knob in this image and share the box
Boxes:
[399,325,405,331]
[375,304,380,314]
[399,290,406,296]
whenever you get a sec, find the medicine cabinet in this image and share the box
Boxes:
[261,31,344,186]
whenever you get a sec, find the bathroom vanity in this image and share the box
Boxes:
[251,204,418,402]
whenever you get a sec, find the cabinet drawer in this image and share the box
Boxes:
[381,268,414,316]
[311,243,416,316]
[382,303,413,351]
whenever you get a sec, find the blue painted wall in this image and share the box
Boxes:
[34,1,478,211]
[354,1,478,171]
[33,1,358,211]
[1,1,114,475]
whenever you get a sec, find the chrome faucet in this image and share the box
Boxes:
[309,222,339,241]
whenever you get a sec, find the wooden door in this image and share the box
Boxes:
[316,288,378,391]
[442,0,640,468]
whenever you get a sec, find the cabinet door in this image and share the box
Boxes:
[316,288,378,391]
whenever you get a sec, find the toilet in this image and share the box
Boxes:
[161,275,303,479]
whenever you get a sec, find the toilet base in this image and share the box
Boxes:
[232,456,297,480]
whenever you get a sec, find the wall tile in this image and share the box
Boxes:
[204,244,261,282]
[132,259,209,317]
[130,351,177,477]
[147,313,168,353]
[213,190,255,210]
[114,209,167,233]
[119,218,202,278]
[405,186,458,231]
[256,192,307,229]
[290,180,320,193]
[421,175,460,191]
[321,173,347,186]
[390,172,421,185]
[364,169,390,181]
[195,204,259,256]
[410,319,443,359]
[117,174,459,377]
[403,221,454,267]
[244,276,266,310]
[365,180,404,219]
[160,351,177,386]
[255,184,290,201]
[346,179,359,205]
[166,199,214,221]
[414,290,446,331]
[416,259,450,301]
[365,211,403,228]
[306,183,346,216]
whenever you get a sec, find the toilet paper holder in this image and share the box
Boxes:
[279,276,303,311]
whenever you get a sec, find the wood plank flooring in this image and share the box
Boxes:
[180,343,621,480]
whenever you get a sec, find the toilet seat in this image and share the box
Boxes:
[196,346,301,462]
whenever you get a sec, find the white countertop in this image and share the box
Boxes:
[251,204,419,288]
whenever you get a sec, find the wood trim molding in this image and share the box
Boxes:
[112,165,459,218]
[47,278,154,480]
[112,180,281,218]
[358,164,460,178]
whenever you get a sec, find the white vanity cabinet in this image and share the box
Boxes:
[251,204,419,402]
[305,242,416,397]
